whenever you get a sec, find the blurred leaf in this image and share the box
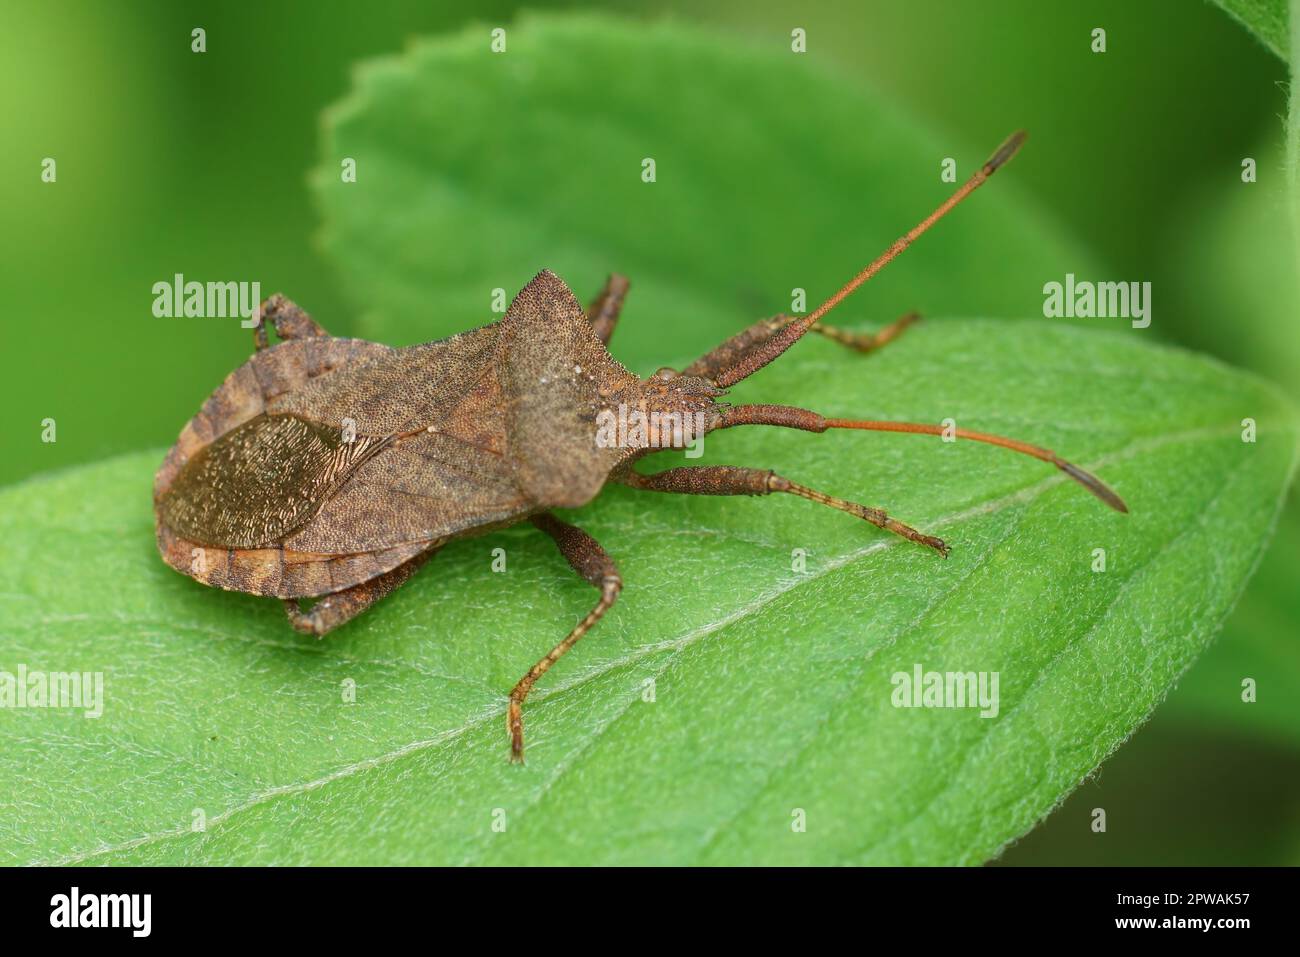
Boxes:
[1209,0,1289,58]
[1,318,1295,865]
[1291,0,1300,241]
[1174,149,1299,384]
[1164,151,1300,752]
[997,715,1300,865]
[1205,0,1296,269]
[1161,503,1300,749]
[312,13,1099,371]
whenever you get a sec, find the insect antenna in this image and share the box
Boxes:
[701,130,1124,514]
[716,403,1128,513]
[823,418,1127,512]
[701,130,1028,389]
[804,130,1027,328]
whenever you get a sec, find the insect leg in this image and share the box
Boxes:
[616,465,947,556]
[282,547,438,636]
[253,293,331,351]
[508,513,622,763]
[811,311,920,353]
[585,273,630,346]
[682,311,919,382]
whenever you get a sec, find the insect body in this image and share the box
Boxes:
[154,132,1125,761]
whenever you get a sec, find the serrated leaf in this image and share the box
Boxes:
[1,319,1294,865]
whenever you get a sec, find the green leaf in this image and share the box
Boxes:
[1210,0,1289,58]
[1291,0,1300,237]
[1205,1,1296,253]
[1163,145,1300,752]
[312,14,1100,369]
[6,14,1292,867]
[1161,504,1300,750]
[997,711,1300,865]
[2,319,1295,865]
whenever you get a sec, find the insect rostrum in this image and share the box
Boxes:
[154,132,1125,762]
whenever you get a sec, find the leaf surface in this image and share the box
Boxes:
[1,320,1293,865]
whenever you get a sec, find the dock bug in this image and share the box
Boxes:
[154,131,1125,761]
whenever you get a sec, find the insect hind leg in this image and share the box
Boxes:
[283,547,438,636]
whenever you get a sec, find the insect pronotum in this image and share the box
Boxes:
[154,131,1125,761]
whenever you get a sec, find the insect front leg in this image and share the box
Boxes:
[682,310,919,384]
[616,465,948,556]
[810,310,920,353]
[585,273,630,346]
[283,548,438,636]
[253,293,332,351]
[508,513,622,763]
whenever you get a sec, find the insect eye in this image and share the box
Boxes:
[651,367,678,381]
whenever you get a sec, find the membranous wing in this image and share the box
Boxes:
[282,429,527,553]
[158,414,388,549]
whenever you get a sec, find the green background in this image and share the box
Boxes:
[2,0,1297,864]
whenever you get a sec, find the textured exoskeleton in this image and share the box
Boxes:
[155,133,1125,761]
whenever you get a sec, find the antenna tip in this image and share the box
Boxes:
[984,130,1028,174]
[1055,459,1128,513]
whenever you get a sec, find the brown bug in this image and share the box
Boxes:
[154,132,1125,761]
